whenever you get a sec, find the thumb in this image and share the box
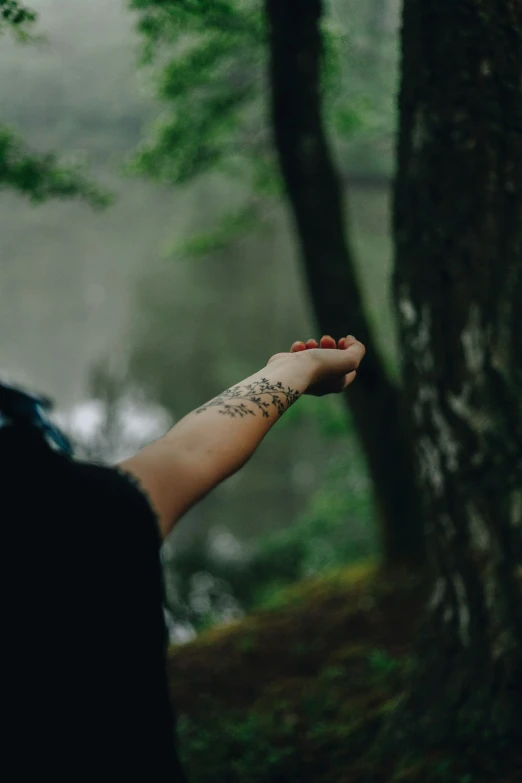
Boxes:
[334,338,366,372]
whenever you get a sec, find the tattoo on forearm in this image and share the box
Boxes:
[196,378,301,419]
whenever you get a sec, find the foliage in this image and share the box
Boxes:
[0,126,111,206]
[129,0,398,257]
[167,202,265,259]
[177,710,296,782]
[0,0,35,34]
[0,2,108,206]
[129,0,266,189]
[171,564,400,781]
[167,566,519,782]
[252,454,376,597]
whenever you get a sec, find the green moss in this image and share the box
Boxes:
[167,563,520,783]
[235,632,257,653]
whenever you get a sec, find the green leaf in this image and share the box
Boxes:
[130,82,254,184]
[334,105,366,137]
[166,204,265,260]
[0,0,35,30]
[0,126,111,208]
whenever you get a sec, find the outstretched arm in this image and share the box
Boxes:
[119,335,365,539]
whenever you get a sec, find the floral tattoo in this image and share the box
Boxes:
[196,378,301,419]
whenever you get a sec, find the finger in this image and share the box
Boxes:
[320,335,336,349]
[306,339,319,349]
[342,370,357,389]
[338,337,346,350]
[343,335,357,349]
[290,341,307,352]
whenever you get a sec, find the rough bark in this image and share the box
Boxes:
[265,0,424,567]
[393,0,522,744]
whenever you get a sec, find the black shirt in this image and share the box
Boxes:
[2,424,186,780]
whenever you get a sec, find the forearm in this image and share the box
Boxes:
[162,356,309,476]
[120,353,313,539]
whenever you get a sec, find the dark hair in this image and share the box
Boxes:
[0,381,72,454]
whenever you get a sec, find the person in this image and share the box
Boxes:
[2,334,365,779]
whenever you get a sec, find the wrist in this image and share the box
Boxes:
[265,351,315,391]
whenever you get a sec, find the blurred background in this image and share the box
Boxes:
[4,4,521,779]
[0,0,398,638]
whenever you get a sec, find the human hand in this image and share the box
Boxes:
[267,334,365,396]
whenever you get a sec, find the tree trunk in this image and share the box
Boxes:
[393,0,522,744]
[264,0,424,568]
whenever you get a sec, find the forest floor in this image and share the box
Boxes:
[167,563,522,783]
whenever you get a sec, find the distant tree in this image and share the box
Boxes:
[0,0,108,206]
[129,0,395,234]
[130,0,424,568]
[393,0,522,745]
[264,0,423,567]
